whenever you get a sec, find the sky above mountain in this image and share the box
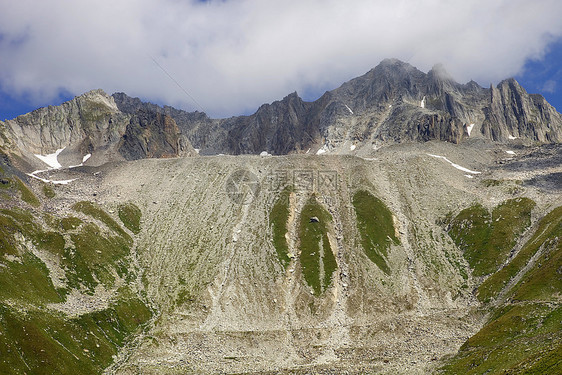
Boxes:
[1,0,562,120]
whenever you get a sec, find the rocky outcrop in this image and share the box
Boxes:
[111,59,561,155]
[0,89,196,169]
[3,59,561,163]
[482,79,562,143]
[118,110,196,160]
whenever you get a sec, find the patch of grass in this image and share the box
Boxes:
[270,188,291,268]
[440,304,562,375]
[352,190,399,274]
[510,233,561,302]
[299,196,337,295]
[0,208,41,256]
[482,179,503,187]
[72,201,131,244]
[446,198,535,277]
[43,184,55,198]
[118,203,142,234]
[36,231,66,256]
[0,252,65,304]
[59,217,83,231]
[14,177,40,207]
[66,223,130,290]
[478,205,562,302]
[0,293,152,375]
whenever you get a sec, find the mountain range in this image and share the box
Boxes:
[0,59,560,374]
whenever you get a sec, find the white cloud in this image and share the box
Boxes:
[542,79,557,93]
[1,0,562,117]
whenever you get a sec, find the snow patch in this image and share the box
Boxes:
[505,150,516,155]
[259,151,272,157]
[420,96,426,108]
[31,147,77,184]
[508,135,517,140]
[27,171,76,185]
[350,144,356,151]
[464,175,474,179]
[344,104,354,115]
[35,148,65,169]
[427,154,481,174]
[466,123,475,136]
[316,144,330,155]
[82,153,91,163]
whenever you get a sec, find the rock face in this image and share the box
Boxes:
[114,59,562,155]
[1,59,561,167]
[482,78,562,142]
[0,89,195,168]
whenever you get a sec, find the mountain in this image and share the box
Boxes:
[0,89,196,172]
[0,60,560,374]
[2,59,561,165]
[111,58,562,155]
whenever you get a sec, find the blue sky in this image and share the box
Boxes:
[1,0,562,120]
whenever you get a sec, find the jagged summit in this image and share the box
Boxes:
[1,59,561,163]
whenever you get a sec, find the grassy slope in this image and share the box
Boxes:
[270,188,291,269]
[447,198,535,277]
[299,196,337,295]
[0,168,151,375]
[118,202,142,234]
[352,190,399,274]
[441,205,562,374]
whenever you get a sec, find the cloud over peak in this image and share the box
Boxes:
[1,0,561,117]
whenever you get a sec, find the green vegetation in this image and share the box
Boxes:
[43,183,55,198]
[440,304,562,374]
[446,198,535,277]
[0,208,41,256]
[14,177,40,207]
[299,196,337,295]
[118,203,142,234]
[59,217,83,231]
[65,223,130,291]
[352,190,399,274]
[478,205,562,302]
[270,188,291,268]
[442,205,562,374]
[0,198,151,374]
[0,292,151,375]
[0,252,65,304]
[73,201,131,243]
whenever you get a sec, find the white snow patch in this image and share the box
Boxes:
[464,175,474,179]
[505,150,516,155]
[420,96,426,108]
[427,154,481,174]
[27,171,76,185]
[466,123,475,136]
[69,153,93,168]
[194,148,200,154]
[306,148,311,154]
[344,104,354,115]
[350,144,356,151]
[388,104,392,108]
[260,151,272,157]
[316,144,330,155]
[35,148,65,169]
[508,135,517,140]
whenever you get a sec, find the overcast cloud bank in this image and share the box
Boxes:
[1,0,561,117]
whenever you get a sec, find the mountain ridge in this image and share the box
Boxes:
[1,59,560,170]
